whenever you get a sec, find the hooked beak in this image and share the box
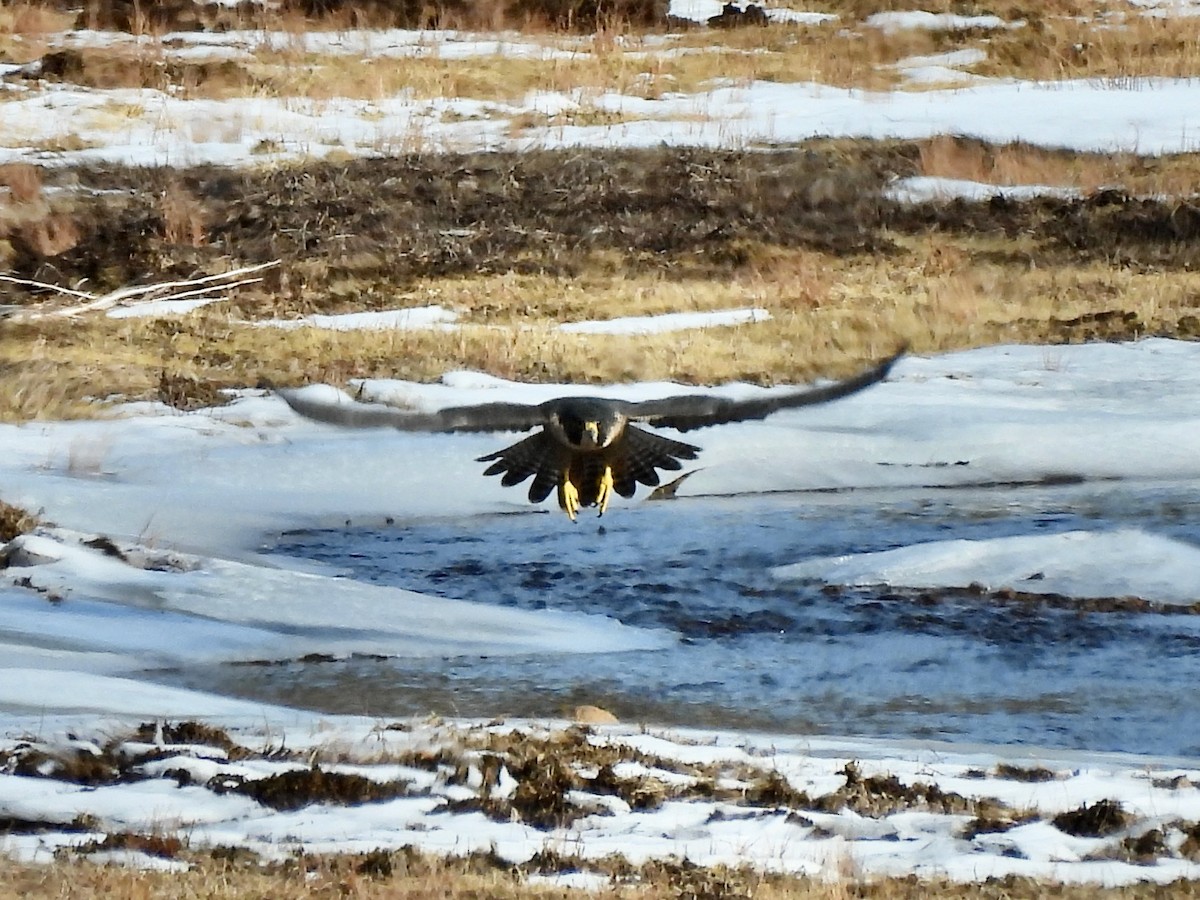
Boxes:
[584,421,600,446]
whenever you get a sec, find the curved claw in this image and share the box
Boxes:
[596,465,614,517]
[558,475,580,522]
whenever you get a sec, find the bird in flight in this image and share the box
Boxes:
[278,348,904,521]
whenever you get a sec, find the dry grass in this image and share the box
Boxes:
[40,27,908,103]
[18,19,929,103]
[978,13,1200,83]
[0,497,39,540]
[4,235,1198,419]
[2,139,1198,420]
[159,181,209,248]
[667,20,941,90]
[0,163,81,268]
[914,136,1200,195]
[801,0,1102,19]
[2,851,1200,899]
[0,0,74,35]
[0,0,74,60]
[12,3,1200,106]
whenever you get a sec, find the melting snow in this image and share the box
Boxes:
[558,307,770,334]
[773,528,1200,606]
[884,175,1083,203]
[255,305,460,331]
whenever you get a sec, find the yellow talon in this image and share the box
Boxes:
[596,465,614,517]
[559,476,580,522]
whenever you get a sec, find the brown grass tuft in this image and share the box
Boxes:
[0,499,40,541]
[915,136,1200,197]
[159,182,208,248]
[17,212,80,257]
[980,14,1200,83]
[0,164,45,205]
[0,0,75,35]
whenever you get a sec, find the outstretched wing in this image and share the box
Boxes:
[277,387,549,434]
[620,347,904,433]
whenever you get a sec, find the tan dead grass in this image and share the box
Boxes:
[0,361,105,421]
[1,851,1198,900]
[669,21,940,90]
[14,4,1200,107]
[916,136,1200,196]
[0,163,43,204]
[407,268,794,323]
[0,497,40,540]
[0,163,81,263]
[804,0,1100,19]
[5,234,1199,420]
[0,0,74,38]
[159,181,208,248]
[241,29,905,104]
[0,20,951,106]
[978,14,1200,83]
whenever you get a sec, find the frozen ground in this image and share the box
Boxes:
[5,0,1200,883]
[4,341,1200,881]
[5,715,1200,884]
[2,3,1200,169]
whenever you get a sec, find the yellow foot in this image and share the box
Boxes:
[558,476,580,522]
[596,465,614,517]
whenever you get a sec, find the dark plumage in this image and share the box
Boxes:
[277,349,903,520]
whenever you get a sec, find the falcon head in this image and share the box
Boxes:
[549,399,626,451]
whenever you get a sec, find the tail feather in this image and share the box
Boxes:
[478,425,701,513]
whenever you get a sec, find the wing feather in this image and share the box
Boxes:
[621,348,904,432]
[608,426,700,497]
[278,388,548,434]
[478,432,569,503]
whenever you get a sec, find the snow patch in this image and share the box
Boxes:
[773,528,1200,606]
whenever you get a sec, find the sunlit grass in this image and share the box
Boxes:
[1,848,1195,900]
[977,13,1200,83]
[5,234,1199,421]
[914,136,1200,196]
[9,1,1200,119]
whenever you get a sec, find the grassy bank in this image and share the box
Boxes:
[3,143,1199,420]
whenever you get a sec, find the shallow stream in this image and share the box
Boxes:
[172,480,1200,756]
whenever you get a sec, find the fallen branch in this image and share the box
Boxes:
[0,273,94,301]
[0,260,281,321]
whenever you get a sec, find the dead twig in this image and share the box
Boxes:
[0,260,280,321]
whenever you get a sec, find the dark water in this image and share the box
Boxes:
[176,481,1200,757]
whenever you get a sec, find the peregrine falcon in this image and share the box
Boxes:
[278,349,903,521]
